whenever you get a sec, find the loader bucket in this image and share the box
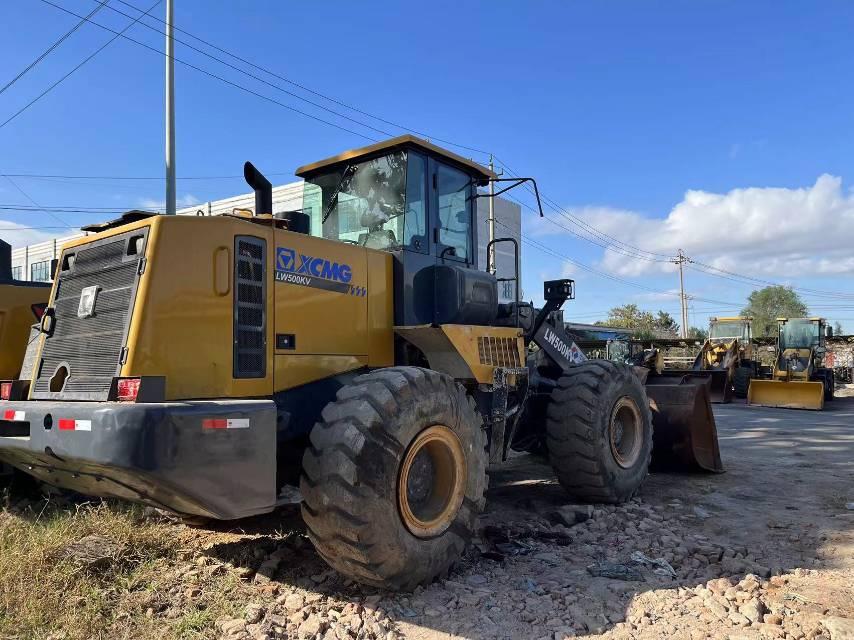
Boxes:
[747,379,824,411]
[657,369,731,404]
[645,376,723,473]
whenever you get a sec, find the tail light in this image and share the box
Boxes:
[31,303,47,321]
[0,382,11,401]
[116,378,141,402]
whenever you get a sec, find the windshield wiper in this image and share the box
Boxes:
[321,164,356,225]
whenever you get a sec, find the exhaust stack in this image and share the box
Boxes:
[243,162,272,216]
[0,240,12,282]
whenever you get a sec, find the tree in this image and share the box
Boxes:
[834,321,843,336]
[654,311,680,336]
[741,286,808,337]
[597,304,680,339]
[688,326,709,340]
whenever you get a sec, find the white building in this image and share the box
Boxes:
[9,181,522,300]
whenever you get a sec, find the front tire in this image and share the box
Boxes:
[546,361,652,503]
[733,365,752,398]
[300,367,487,591]
[822,369,835,401]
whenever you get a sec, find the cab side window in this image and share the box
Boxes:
[404,152,428,252]
[436,163,471,262]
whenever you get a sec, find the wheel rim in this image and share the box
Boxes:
[609,396,643,469]
[398,425,467,538]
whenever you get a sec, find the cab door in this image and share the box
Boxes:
[428,158,475,268]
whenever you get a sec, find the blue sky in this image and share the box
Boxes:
[2,1,854,330]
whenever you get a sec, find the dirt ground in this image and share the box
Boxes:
[193,396,854,640]
[2,397,852,640]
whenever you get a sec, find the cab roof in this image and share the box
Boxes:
[295,135,496,185]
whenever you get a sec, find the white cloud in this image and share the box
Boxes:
[137,193,199,211]
[634,289,682,302]
[0,220,56,249]
[559,262,577,279]
[542,175,854,278]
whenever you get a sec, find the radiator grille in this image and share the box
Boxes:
[234,236,266,378]
[477,336,522,368]
[31,229,147,400]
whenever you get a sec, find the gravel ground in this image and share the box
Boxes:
[196,396,854,640]
[12,396,846,639]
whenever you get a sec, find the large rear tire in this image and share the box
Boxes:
[733,365,752,398]
[546,361,652,504]
[300,367,487,591]
[822,369,835,401]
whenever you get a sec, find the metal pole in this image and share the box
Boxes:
[487,154,496,274]
[676,249,688,339]
[164,0,176,215]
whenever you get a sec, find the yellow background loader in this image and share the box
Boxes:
[748,317,834,410]
[692,316,759,401]
[0,240,50,389]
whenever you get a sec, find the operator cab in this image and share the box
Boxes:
[296,135,501,326]
[708,317,751,342]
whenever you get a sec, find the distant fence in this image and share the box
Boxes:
[571,335,854,373]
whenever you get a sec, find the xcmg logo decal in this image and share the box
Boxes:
[276,247,352,283]
[275,246,365,296]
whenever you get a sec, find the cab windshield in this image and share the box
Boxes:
[709,321,749,340]
[779,320,820,350]
[302,150,426,251]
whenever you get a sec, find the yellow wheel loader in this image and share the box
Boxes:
[693,316,759,402]
[747,318,834,410]
[652,316,758,403]
[0,240,50,398]
[0,136,720,590]
[0,240,50,480]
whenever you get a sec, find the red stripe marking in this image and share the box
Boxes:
[203,418,227,429]
[3,410,14,420]
[58,419,76,430]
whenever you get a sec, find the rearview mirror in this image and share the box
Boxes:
[825,325,833,338]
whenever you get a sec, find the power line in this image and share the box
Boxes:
[105,0,491,157]
[20,0,854,312]
[503,191,666,263]
[0,1,107,96]
[89,0,402,141]
[500,164,854,303]
[0,225,78,231]
[0,171,290,180]
[492,219,721,302]
[688,260,854,301]
[33,0,379,142]
[28,0,666,268]
[493,156,672,261]
[1,175,70,227]
[0,193,306,214]
[0,0,162,130]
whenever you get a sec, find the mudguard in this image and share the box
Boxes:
[0,399,277,519]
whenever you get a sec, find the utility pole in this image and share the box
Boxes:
[487,154,496,274]
[671,249,691,338]
[164,0,176,215]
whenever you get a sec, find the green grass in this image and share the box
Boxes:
[0,494,250,639]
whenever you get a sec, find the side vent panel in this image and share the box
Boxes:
[477,336,522,368]
[233,236,266,378]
